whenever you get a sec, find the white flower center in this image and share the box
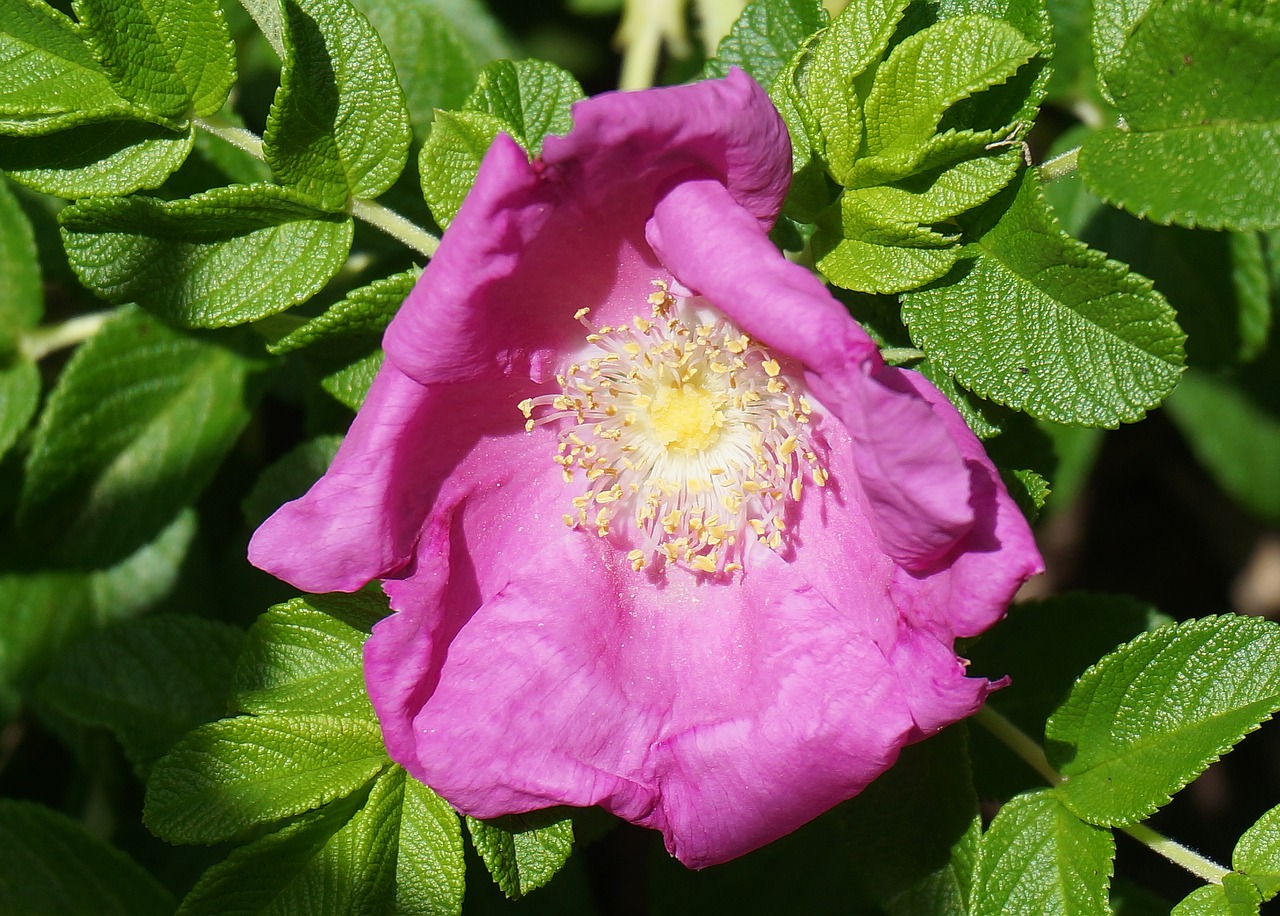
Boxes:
[520,282,828,575]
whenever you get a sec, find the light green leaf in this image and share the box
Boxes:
[265,0,411,210]
[842,150,1022,226]
[242,435,342,528]
[0,119,193,198]
[1171,874,1263,916]
[60,183,352,328]
[464,59,584,155]
[1082,0,1280,230]
[73,0,237,119]
[0,800,173,915]
[862,15,1037,163]
[1091,0,1156,78]
[844,726,982,914]
[238,0,285,56]
[268,268,416,354]
[38,615,244,777]
[231,593,382,718]
[919,357,1007,439]
[971,790,1114,916]
[0,0,135,135]
[398,773,465,916]
[1046,615,1280,826]
[145,712,389,845]
[18,308,253,566]
[816,232,961,294]
[703,0,828,87]
[0,174,40,329]
[418,108,506,228]
[1235,802,1280,901]
[321,350,382,409]
[467,811,575,900]
[901,169,1184,426]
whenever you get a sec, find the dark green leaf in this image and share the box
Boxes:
[901,169,1185,426]
[1235,801,1280,901]
[38,615,243,777]
[242,435,342,528]
[60,184,352,328]
[74,0,237,119]
[467,810,575,899]
[0,358,38,462]
[704,0,829,87]
[0,800,173,915]
[18,308,253,566]
[418,108,506,229]
[231,593,382,718]
[972,790,1114,915]
[1046,615,1280,825]
[464,59,584,155]
[145,712,388,844]
[0,174,40,329]
[0,120,193,197]
[265,0,411,210]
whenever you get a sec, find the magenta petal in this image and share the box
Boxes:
[646,178,975,567]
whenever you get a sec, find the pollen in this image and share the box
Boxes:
[520,282,827,576]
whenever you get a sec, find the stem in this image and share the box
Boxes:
[1039,146,1080,183]
[973,705,1230,884]
[193,116,439,259]
[616,0,686,90]
[21,310,114,361]
[879,347,926,365]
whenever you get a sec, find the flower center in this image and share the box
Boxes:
[519,283,828,576]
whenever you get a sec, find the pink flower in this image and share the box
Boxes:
[249,71,1042,868]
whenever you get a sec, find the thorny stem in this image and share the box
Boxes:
[973,705,1231,885]
[193,115,439,259]
[1039,146,1081,183]
[21,310,114,361]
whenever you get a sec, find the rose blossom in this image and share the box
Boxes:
[249,70,1042,868]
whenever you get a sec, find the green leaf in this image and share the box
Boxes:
[0,0,135,135]
[467,810,575,899]
[0,800,173,915]
[242,435,342,528]
[268,268,415,354]
[321,350,382,409]
[73,0,237,119]
[60,183,352,328]
[901,169,1184,426]
[861,15,1037,164]
[464,59,584,155]
[1046,615,1280,826]
[398,773,466,916]
[232,593,383,718]
[844,725,981,914]
[0,119,193,197]
[703,0,829,86]
[90,507,197,616]
[1081,0,1280,230]
[0,174,40,330]
[1165,360,1280,523]
[0,358,38,462]
[265,0,411,210]
[18,308,253,566]
[37,615,243,776]
[1171,874,1263,916]
[145,712,388,844]
[352,0,480,139]
[418,108,506,229]
[816,233,962,294]
[1235,802,1280,901]
[971,790,1114,915]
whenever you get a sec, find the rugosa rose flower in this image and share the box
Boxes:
[249,70,1042,868]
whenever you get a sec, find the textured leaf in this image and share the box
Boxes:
[1046,615,1280,826]
[398,774,466,916]
[232,593,382,718]
[242,435,342,528]
[418,108,506,229]
[265,0,411,210]
[74,0,237,119]
[18,308,253,566]
[38,615,243,776]
[703,0,828,86]
[467,811,575,899]
[0,0,134,135]
[1171,874,1263,916]
[0,800,173,915]
[844,726,981,915]
[0,119,193,197]
[465,58,584,155]
[901,169,1184,426]
[268,268,415,354]
[60,183,352,328]
[321,350,382,410]
[145,713,388,844]
[0,174,40,329]
[972,790,1114,916]
[1082,0,1280,230]
[1235,802,1280,901]
[0,358,38,462]
[817,233,961,294]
